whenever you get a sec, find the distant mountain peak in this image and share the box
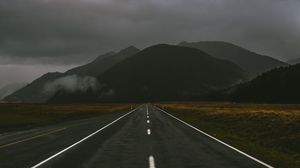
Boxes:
[177,41,189,45]
[94,51,116,62]
[179,41,234,46]
[178,41,287,77]
[118,46,140,54]
[49,44,247,103]
[144,44,185,51]
[3,45,140,103]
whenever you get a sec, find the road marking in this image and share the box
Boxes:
[154,105,274,168]
[31,108,137,168]
[0,128,66,149]
[147,120,150,124]
[146,104,149,113]
[147,129,151,135]
[149,155,156,168]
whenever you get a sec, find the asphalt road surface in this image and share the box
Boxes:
[0,104,273,168]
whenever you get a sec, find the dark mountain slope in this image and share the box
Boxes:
[222,64,300,103]
[3,46,140,103]
[179,41,287,77]
[50,44,247,103]
[3,72,63,103]
[0,82,27,100]
[65,46,139,76]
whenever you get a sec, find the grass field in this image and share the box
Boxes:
[156,102,300,168]
[0,103,132,132]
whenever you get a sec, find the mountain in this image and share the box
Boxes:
[178,41,287,77]
[0,82,27,101]
[218,64,300,103]
[65,46,139,76]
[49,44,247,103]
[287,57,300,65]
[3,72,63,102]
[3,46,140,103]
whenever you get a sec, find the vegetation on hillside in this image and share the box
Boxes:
[222,64,300,103]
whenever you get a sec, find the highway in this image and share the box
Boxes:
[0,104,273,168]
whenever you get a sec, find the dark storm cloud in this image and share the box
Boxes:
[0,0,300,65]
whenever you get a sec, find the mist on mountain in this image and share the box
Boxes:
[49,44,247,103]
[0,82,27,100]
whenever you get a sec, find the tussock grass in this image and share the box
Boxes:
[156,102,300,168]
[0,103,132,132]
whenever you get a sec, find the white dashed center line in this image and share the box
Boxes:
[147,105,155,167]
[149,155,156,168]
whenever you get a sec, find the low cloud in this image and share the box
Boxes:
[100,89,115,97]
[44,75,100,96]
[0,64,76,88]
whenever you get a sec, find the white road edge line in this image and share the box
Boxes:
[147,120,150,124]
[31,107,138,168]
[147,129,151,135]
[154,105,274,168]
[149,155,156,168]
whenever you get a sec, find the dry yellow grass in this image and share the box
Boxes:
[0,103,133,131]
[157,102,300,168]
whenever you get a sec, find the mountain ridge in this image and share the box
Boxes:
[49,44,247,103]
[5,41,285,103]
[211,63,300,103]
[0,82,27,100]
[3,46,140,103]
[178,41,287,77]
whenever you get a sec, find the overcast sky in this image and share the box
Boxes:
[0,0,300,87]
